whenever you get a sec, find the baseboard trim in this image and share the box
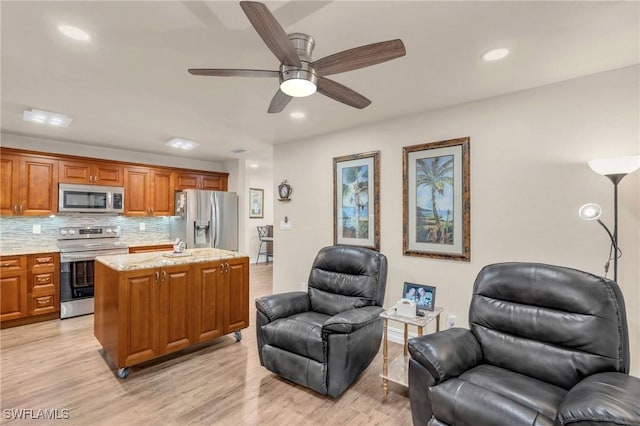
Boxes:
[387,326,419,345]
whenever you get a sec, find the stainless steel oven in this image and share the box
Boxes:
[57,226,128,319]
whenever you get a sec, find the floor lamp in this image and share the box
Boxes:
[579,155,640,282]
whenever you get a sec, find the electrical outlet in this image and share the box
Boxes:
[139,223,146,231]
[446,314,457,329]
[32,224,41,234]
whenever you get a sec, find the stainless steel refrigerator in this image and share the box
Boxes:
[170,190,238,251]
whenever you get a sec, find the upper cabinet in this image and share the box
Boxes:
[59,160,124,186]
[175,172,228,191]
[0,148,229,217]
[124,167,174,216]
[0,154,58,216]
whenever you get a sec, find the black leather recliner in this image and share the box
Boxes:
[255,245,388,397]
[408,262,640,426]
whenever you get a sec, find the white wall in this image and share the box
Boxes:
[247,169,274,263]
[273,66,640,375]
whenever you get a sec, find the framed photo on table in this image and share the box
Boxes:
[403,282,436,311]
[249,188,264,218]
[333,151,380,250]
[403,137,470,261]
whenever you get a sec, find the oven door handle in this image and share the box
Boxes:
[60,250,129,262]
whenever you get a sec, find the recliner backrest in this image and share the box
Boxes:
[470,262,629,390]
[307,246,387,316]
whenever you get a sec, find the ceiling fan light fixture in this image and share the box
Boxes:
[280,78,317,98]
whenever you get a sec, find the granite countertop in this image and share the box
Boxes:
[96,248,248,272]
[0,245,60,256]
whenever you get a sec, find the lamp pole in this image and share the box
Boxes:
[605,173,625,282]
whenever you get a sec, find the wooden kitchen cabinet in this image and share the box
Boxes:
[94,253,249,378]
[175,172,227,191]
[0,154,58,216]
[124,167,174,216]
[59,160,124,186]
[0,256,28,322]
[117,264,192,366]
[1,253,60,328]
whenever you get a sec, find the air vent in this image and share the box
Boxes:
[231,148,248,154]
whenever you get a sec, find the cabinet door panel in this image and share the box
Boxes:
[201,175,224,191]
[159,265,192,353]
[174,173,200,190]
[19,156,58,216]
[1,272,28,321]
[124,271,159,365]
[193,263,224,343]
[93,163,124,186]
[150,169,174,216]
[124,168,149,216]
[59,160,92,184]
[1,155,20,215]
[224,259,249,333]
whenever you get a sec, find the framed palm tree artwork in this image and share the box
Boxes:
[333,151,380,250]
[403,137,470,261]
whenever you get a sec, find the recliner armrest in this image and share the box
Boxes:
[255,291,310,322]
[556,372,640,425]
[407,328,482,385]
[323,306,384,334]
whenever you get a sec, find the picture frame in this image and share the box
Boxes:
[333,151,380,250]
[249,188,264,219]
[403,137,470,261]
[403,282,436,311]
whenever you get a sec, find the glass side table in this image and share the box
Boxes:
[380,307,443,398]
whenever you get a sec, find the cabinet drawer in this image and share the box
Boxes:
[29,254,56,269]
[30,272,56,293]
[0,256,25,272]
[29,294,58,316]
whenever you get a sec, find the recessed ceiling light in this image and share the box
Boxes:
[165,138,199,151]
[250,164,259,168]
[58,25,90,42]
[290,111,305,119]
[482,48,509,62]
[23,108,72,127]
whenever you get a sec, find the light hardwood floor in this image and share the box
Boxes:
[0,263,412,425]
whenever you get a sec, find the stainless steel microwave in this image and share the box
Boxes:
[58,183,124,214]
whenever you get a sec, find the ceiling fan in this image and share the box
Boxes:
[188,1,406,113]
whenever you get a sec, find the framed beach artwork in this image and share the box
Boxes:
[249,188,264,218]
[333,151,380,250]
[403,137,470,261]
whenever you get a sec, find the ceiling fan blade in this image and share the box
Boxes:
[267,89,293,113]
[188,69,279,78]
[239,1,302,67]
[312,39,406,77]
[317,77,371,109]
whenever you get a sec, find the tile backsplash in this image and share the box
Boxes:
[0,214,171,251]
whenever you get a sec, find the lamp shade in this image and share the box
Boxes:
[578,203,602,220]
[588,155,640,176]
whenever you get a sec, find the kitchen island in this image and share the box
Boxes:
[94,248,249,378]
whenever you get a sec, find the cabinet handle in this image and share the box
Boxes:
[161,271,166,283]
[220,264,225,274]
[12,205,17,214]
[20,205,24,214]
[154,271,159,284]
[1,263,12,267]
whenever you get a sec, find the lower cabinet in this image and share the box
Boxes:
[1,253,59,328]
[0,256,28,322]
[94,256,249,376]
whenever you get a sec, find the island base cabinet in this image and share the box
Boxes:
[94,256,249,376]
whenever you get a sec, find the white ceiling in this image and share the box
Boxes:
[2,1,638,167]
